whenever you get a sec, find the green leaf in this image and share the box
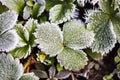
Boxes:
[87,12,109,30]
[26,0,34,7]
[45,0,62,11]
[57,48,88,71]
[0,30,18,51]
[111,13,120,43]
[9,45,31,59]
[24,18,38,45]
[103,75,114,80]
[0,0,25,14]
[0,53,23,80]
[36,0,46,16]
[49,65,56,78]
[34,22,64,57]
[85,49,102,61]
[118,48,120,56]
[92,21,116,53]
[49,3,75,24]
[56,63,63,72]
[114,48,120,64]
[55,70,71,79]
[87,12,116,53]
[14,24,28,44]
[20,73,39,80]
[31,0,45,18]
[63,20,94,50]
[98,0,115,14]
[31,3,40,18]
[11,19,38,58]
[31,70,48,78]
[0,10,18,34]
[114,56,120,64]
[15,19,38,46]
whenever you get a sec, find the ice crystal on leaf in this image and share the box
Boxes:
[34,20,94,71]
[9,19,38,59]
[0,53,23,80]
[31,0,46,18]
[20,73,39,80]
[34,22,64,57]
[87,0,120,54]
[23,6,32,20]
[0,53,39,80]
[57,48,88,71]
[63,20,94,50]
[48,0,76,24]
[0,10,18,51]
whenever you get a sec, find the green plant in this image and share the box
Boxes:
[0,53,39,80]
[9,18,38,59]
[0,10,18,51]
[86,0,120,53]
[0,0,120,80]
[31,64,71,80]
[34,21,94,71]
[103,48,120,80]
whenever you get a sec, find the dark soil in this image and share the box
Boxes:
[81,43,120,80]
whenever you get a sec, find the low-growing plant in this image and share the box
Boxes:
[0,0,120,80]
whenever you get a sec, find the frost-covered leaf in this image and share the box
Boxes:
[0,53,23,80]
[87,12,116,53]
[90,0,99,5]
[0,30,18,51]
[0,10,18,51]
[63,20,94,50]
[45,0,62,11]
[0,10,18,34]
[57,48,88,71]
[34,22,63,57]
[31,70,48,78]
[9,45,31,59]
[15,19,38,46]
[114,0,120,10]
[24,18,38,45]
[20,73,39,80]
[55,70,71,79]
[11,19,38,58]
[49,65,56,78]
[87,11,110,30]
[36,0,46,16]
[14,24,28,44]
[0,0,25,14]
[77,0,87,6]
[31,0,45,18]
[31,3,40,18]
[111,13,120,43]
[23,6,32,20]
[49,3,75,24]
[98,0,114,14]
